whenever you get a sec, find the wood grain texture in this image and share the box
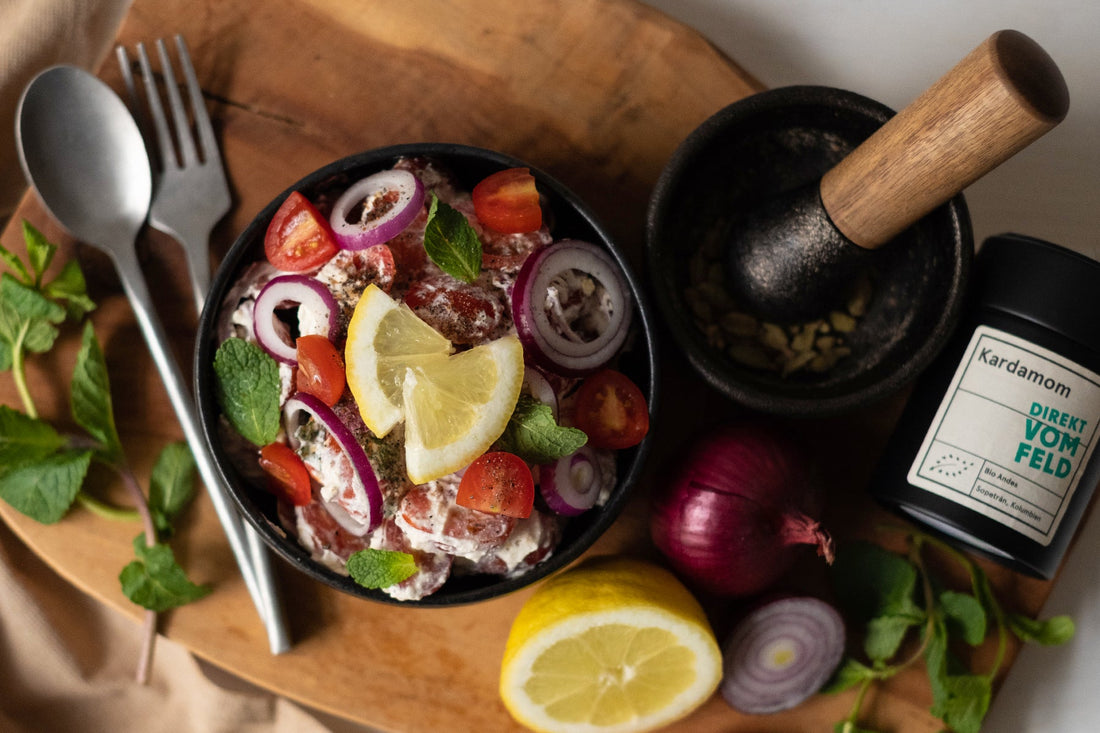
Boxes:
[0,1,1057,731]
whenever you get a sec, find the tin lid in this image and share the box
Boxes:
[976,233,1100,351]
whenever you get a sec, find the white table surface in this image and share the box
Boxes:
[639,1,1099,731]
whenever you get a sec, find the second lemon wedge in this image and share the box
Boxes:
[345,283,524,484]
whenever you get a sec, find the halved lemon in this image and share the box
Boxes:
[500,556,722,733]
[345,283,524,484]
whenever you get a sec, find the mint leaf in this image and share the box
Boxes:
[149,441,197,538]
[347,548,418,589]
[213,337,281,446]
[0,273,66,368]
[71,321,123,460]
[22,220,56,284]
[936,673,991,733]
[120,534,211,612]
[925,617,952,717]
[497,394,588,464]
[43,260,95,321]
[1007,612,1075,645]
[0,238,31,284]
[864,612,922,662]
[0,405,66,465]
[831,541,922,621]
[940,590,987,645]
[423,193,481,283]
[0,448,92,523]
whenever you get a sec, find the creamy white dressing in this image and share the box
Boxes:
[393,474,493,561]
[295,511,349,574]
[494,514,548,575]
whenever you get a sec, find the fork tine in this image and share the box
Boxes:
[154,38,199,168]
[134,42,179,171]
[172,35,222,168]
[116,45,161,171]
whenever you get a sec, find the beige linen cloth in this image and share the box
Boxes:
[0,2,374,731]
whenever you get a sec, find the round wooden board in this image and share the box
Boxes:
[0,0,1052,730]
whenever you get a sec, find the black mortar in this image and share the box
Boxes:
[646,86,973,416]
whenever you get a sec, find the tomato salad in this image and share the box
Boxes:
[213,158,648,601]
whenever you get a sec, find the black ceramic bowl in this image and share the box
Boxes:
[646,86,972,416]
[194,143,658,606]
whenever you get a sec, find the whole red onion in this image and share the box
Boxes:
[650,423,834,597]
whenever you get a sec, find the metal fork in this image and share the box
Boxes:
[117,36,290,654]
[120,36,228,308]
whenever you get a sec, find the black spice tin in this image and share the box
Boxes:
[871,233,1100,579]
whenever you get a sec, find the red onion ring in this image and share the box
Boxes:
[720,596,845,714]
[511,239,632,376]
[253,275,338,365]
[319,496,373,538]
[329,169,425,250]
[539,445,602,516]
[284,392,382,533]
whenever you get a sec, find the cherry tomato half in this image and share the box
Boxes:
[258,442,312,506]
[264,191,339,272]
[471,168,542,234]
[295,334,346,406]
[572,369,649,450]
[456,452,535,518]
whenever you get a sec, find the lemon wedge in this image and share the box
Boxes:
[345,283,524,483]
[500,556,722,733]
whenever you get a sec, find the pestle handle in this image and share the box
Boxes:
[819,29,1069,250]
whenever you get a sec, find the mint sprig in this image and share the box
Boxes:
[825,531,1074,733]
[213,337,281,446]
[497,394,588,465]
[347,548,418,589]
[0,221,206,684]
[120,533,212,612]
[423,193,482,283]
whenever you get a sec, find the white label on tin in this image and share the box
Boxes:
[907,326,1100,546]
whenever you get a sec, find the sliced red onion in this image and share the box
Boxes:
[320,496,373,538]
[512,239,633,376]
[522,364,559,420]
[284,392,382,533]
[329,169,425,250]
[539,445,602,516]
[253,275,338,365]
[720,596,845,714]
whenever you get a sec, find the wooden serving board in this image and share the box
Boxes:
[0,0,1057,730]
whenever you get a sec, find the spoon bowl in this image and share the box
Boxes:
[16,66,151,249]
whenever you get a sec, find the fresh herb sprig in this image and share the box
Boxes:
[0,222,209,684]
[826,528,1074,733]
[348,547,418,589]
[423,193,482,282]
[497,394,588,465]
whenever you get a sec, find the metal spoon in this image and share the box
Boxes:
[15,65,289,653]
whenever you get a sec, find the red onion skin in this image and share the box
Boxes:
[650,424,835,598]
